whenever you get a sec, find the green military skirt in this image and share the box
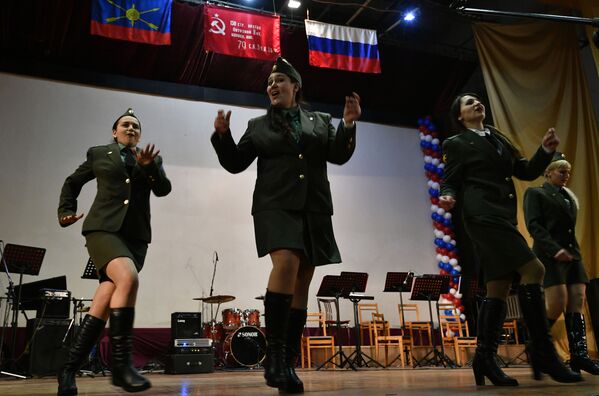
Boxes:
[542,258,589,287]
[464,215,536,283]
[85,231,148,281]
[253,209,341,266]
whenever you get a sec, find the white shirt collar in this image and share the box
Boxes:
[468,127,491,137]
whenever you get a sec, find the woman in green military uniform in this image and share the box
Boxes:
[524,155,599,375]
[439,93,581,386]
[211,57,360,393]
[57,109,171,395]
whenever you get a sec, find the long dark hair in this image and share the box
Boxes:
[449,93,523,158]
[266,77,305,136]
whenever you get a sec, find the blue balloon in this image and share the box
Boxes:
[438,262,444,269]
[453,276,460,284]
[418,118,424,125]
[450,269,460,276]
[429,124,436,131]
[445,243,454,251]
[431,144,440,152]
[444,309,453,315]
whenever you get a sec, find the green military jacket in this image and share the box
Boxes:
[523,182,581,262]
[441,127,552,223]
[58,143,171,243]
[211,108,356,215]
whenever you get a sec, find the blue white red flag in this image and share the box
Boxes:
[90,0,172,45]
[304,20,381,74]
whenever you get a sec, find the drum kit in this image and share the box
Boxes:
[194,295,266,368]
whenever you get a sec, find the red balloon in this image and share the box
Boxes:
[440,270,448,276]
[446,293,455,300]
[458,305,465,312]
[431,197,440,204]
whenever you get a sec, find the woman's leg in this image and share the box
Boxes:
[544,284,567,327]
[285,261,315,393]
[515,258,581,382]
[104,257,150,392]
[57,281,111,396]
[264,250,300,390]
[565,283,599,374]
[472,277,518,386]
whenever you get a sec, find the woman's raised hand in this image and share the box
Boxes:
[343,92,361,124]
[214,110,232,135]
[542,127,559,152]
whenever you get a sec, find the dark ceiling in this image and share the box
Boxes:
[0,0,584,127]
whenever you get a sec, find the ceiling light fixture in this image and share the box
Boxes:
[288,0,301,9]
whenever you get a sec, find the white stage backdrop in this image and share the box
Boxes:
[0,72,437,328]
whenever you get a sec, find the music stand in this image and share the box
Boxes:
[0,243,45,377]
[383,271,414,366]
[410,274,456,368]
[81,258,99,280]
[315,275,356,370]
[340,271,383,369]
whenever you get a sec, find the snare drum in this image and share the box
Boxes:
[223,326,266,367]
[222,308,242,331]
[202,321,224,342]
[243,309,261,327]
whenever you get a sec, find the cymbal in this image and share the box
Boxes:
[193,295,235,304]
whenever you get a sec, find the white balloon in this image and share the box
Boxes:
[438,163,445,169]
[436,254,443,261]
[454,265,462,272]
[456,308,462,315]
[431,205,439,212]
[449,288,456,295]
[441,256,449,263]
[431,158,440,166]
[460,314,466,321]
[427,180,434,187]
[436,208,445,215]
[444,212,452,219]
[450,239,456,245]
[449,258,458,266]
[432,138,440,145]
[442,235,451,242]
[455,293,463,299]
[424,156,432,163]
[425,135,433,142]
[431,182,440,190]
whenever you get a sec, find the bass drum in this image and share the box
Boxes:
[223,326,266,367]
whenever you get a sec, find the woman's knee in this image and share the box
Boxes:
[518,259,545,284]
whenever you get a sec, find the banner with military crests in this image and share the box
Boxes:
[204,4,280,61]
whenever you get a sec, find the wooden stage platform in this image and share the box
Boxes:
[1,367,598,395]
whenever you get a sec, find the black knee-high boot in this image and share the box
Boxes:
[565,312,599,375]
[283,308,307,394]
[472,298,518,386]
[517,285,582,383]
[263,291,293,389]
[109,308,151,392]
[57,315,106,396]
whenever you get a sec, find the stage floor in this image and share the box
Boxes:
[1,367,598,395]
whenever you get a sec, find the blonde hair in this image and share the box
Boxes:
[544,159,571,178]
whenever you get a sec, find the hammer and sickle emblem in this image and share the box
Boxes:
[209,14,226,35]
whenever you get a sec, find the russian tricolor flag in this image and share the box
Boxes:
[305,20,381,74]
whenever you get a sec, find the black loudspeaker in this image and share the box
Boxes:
[171,312,202,340]
[26,318,72,376]
[164,353,214,374]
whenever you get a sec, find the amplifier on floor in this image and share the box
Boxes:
[165,353,214,374]
[173,338,212,348]
[26,318,72,376]
[171,312,202,339]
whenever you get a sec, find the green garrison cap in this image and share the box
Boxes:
[112,108,141,130]
[271,57,302,87]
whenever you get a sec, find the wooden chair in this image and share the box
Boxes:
[301,312,336,369]
[358,303,379,348]
[370,313,410,367]
[439,314,476,366]
[399,303,432,346]
[503,295,521,344]
[317,297,350,342]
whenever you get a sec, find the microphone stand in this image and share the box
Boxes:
[209,252,218,322]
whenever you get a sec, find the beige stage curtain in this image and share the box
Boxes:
[542,0,599,76]
[473,21,599,358]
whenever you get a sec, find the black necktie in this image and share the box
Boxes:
[123,148,136,174]
[486,133,503,155]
